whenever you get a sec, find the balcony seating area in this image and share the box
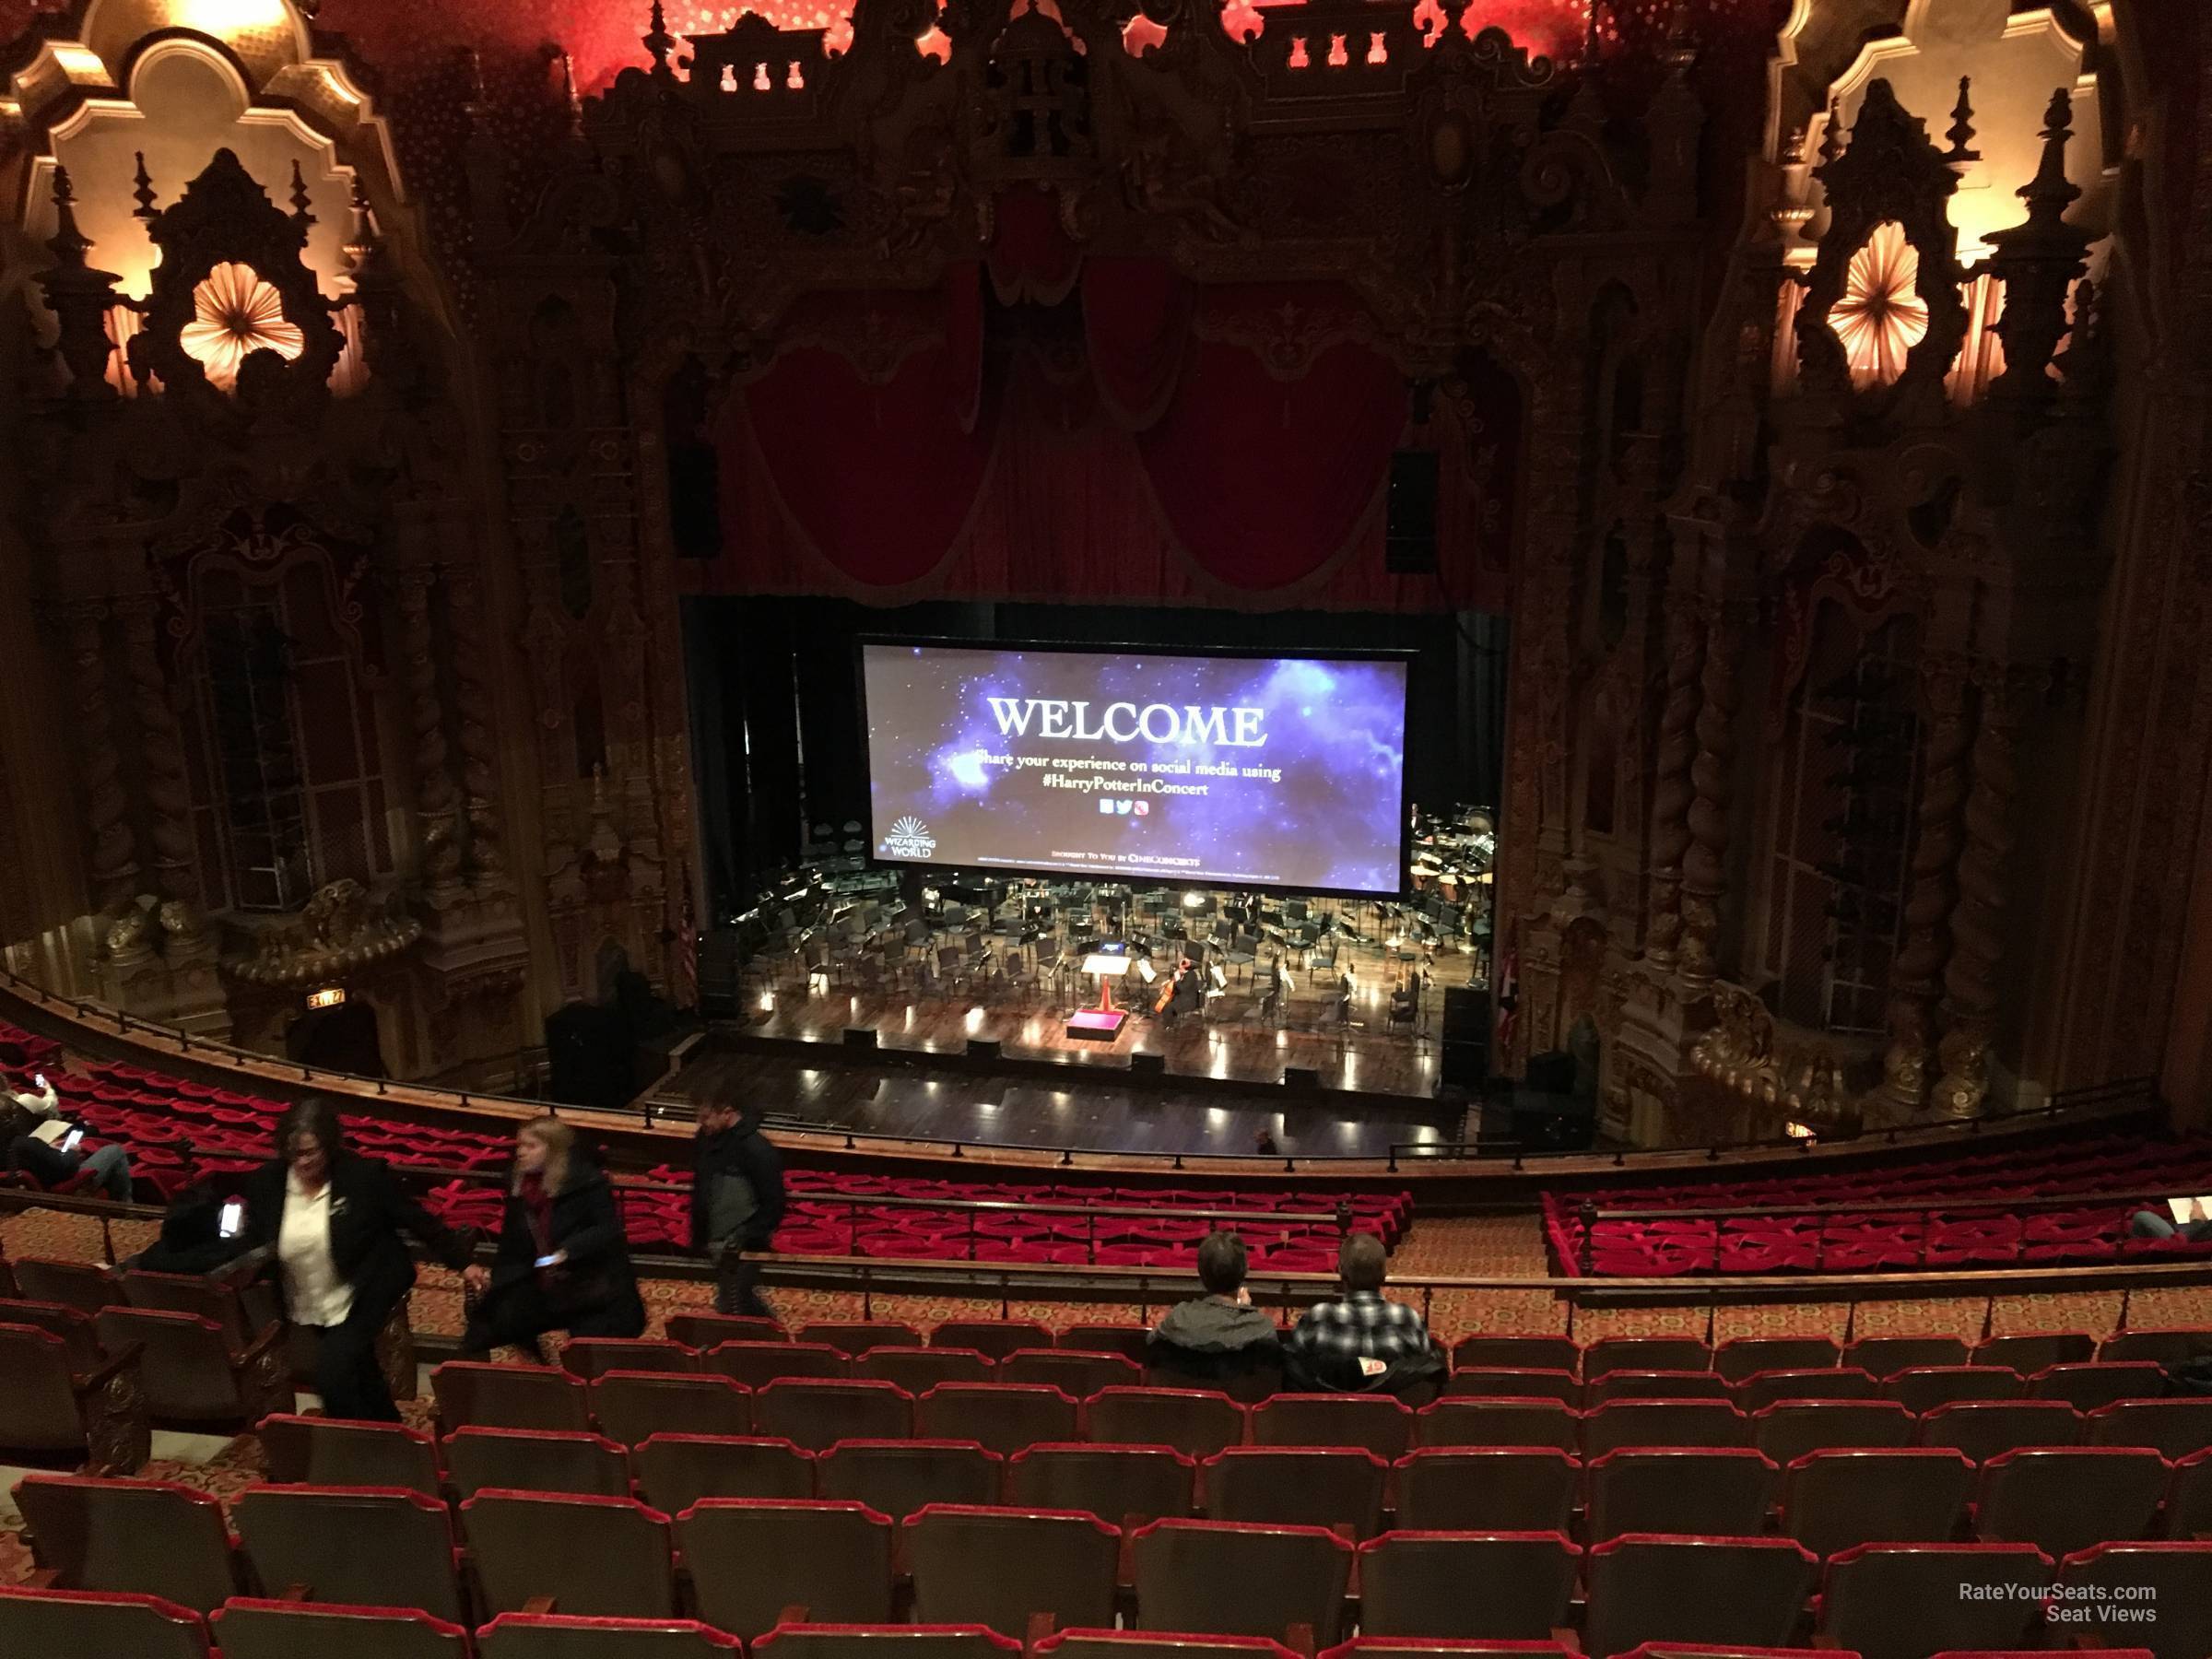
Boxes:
[1543,1133,2212,1277]
[0,1028,1407,1267]
[5,1335,2210,1659]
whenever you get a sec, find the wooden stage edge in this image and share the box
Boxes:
[703,1019,1453,1111]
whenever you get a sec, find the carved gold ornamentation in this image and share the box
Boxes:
[229,878,424,985]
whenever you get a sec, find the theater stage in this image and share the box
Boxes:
[664,1030,1472,1160]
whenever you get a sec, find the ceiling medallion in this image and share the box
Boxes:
[1829,221,1930,390]
[178,260,306,392]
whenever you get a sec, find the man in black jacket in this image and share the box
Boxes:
[691,1100,786,1318]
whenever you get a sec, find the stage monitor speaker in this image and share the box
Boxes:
[1284,1065,1322,1090]
[842,1027,878,1051]
[1384,448,1441,575]
[1512,1094,1596,1152]
[1131,1052,1168,1077]
[1441,985,1491,1042]
[967,1038,1002,1061]
[1440,1038,1488,1089]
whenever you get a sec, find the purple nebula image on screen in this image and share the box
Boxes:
[863,642,1407,893]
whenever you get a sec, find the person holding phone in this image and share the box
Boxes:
[129,1182,254,1277]
[4,1067,62,1119]
[0,1080,133,1202]
[237,1097,477,1421]
[457,1115,645,1359]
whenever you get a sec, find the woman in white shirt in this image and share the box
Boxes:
[239,1097,476,1421]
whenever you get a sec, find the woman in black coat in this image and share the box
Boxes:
[458,1115,645,1358]
[239,1097,476,1422]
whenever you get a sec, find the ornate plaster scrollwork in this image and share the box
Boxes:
[396,571,465,895]
[62,603,141,913]
[118,598,206,927]
[229,878,424,986]
[1880,657,1970,1110]
[1644,588,1703,968]
[1933,666,2032,1116]
[442,571,509,887]
[1678,601,1744,989]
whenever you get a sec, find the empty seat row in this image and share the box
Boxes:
[420,1364,2212,1462]
[256,1410,2212,1553]
[1449,1360,2180,1416]
[13,1479,2210,1659]
[1449,1329,2212,1379]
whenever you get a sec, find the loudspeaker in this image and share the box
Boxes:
[1441,985,1491,1042]
[1384,449,1441,575]
[1440,1039,1488,1089]
[967,1039,1002,1062]
[842,1027,878,1050]
[1512,1094,1596,1151]
[1284,1065,1322,1090]
[1131,1052,1168,1077]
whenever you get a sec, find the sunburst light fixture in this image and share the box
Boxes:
[1830,221,1931,390]
[178,261,306,392]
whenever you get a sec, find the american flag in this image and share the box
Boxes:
[675,873,700,1011]
[1493,926,1519,1061]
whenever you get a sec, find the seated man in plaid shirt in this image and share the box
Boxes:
[1283,1232,1445,1395]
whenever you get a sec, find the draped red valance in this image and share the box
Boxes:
[701,248,1517,611]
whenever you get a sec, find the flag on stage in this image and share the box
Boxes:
[1494,930,1518,1059]
[676,877,700,1011]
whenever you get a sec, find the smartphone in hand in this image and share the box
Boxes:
[218,1200,245,1240]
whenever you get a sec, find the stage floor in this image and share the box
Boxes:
[665,1035,1470,1159]
[732,970,1453,1101]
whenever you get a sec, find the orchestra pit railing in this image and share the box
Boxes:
[0,966,2162,1176]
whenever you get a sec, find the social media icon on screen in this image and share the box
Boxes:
[1098,799,1113,814]
[1115,799,1133,814]
[1134,801,1150,816]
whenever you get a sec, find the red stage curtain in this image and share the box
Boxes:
[1082,256,1193,430]
[1135,331,1406,591]
[726,267,990,590]
[707,257,1459,605]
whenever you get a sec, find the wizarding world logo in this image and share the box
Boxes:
[883,816,937,858]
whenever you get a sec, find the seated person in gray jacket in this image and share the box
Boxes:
[1147,1230,1282,1385]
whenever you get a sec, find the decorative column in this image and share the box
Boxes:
[397,570,465,899]
[1934,667,2028,1115]
[1643,574,1704,969]
[441,568,509,888]
[117,598,205,920]
[32,167,123,399]
[1880,657,1969,1110]
[1677,596,1745,991]
[62,603,140,912]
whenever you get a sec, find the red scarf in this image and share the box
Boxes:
[520,1171,555,1261]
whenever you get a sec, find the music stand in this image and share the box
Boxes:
[1069,949,1132,1041]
